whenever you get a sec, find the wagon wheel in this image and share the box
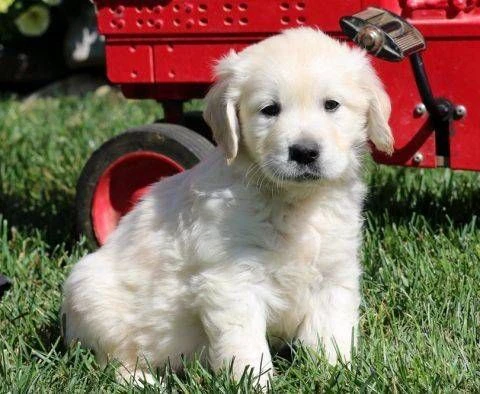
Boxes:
[76,123,215,248]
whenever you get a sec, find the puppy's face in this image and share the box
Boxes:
[238,53,370,183]
[204,28,393,186]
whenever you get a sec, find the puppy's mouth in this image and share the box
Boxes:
[263,162,324,184]
[285,170,323,182]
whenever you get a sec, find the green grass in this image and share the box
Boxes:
[0,92,479,392]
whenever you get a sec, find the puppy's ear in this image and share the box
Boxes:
[203,51,242,164]
[364,71,394,155]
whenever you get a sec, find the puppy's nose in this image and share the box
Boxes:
[288,141,320,165]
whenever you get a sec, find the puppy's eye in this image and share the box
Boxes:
[324,99,340,112]
[260,103,281,117]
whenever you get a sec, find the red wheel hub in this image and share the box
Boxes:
[92,151,184,245]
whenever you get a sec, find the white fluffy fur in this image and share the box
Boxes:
[62,28,393,388]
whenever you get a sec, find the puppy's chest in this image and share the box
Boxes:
[260,203,323,266]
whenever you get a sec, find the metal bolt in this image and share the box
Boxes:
[454,105,466,119]
[413,152,424,164]
[358,26,383,53]
[437,103,450,116]
[414,103,426,116]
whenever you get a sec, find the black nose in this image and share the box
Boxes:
[288,141,320,165]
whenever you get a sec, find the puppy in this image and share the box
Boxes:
[62,28,393,388]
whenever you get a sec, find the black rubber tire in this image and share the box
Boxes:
[75,123,215,249]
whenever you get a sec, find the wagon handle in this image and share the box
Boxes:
[339,7,425,62]
[340,7,457,162]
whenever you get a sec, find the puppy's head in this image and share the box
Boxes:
[204,28,393,185]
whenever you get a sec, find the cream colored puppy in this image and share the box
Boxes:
[62,28,393,388]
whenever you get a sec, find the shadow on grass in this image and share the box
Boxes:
[35,318,66,353]
[366,167,480,229]
[0,188,77,250]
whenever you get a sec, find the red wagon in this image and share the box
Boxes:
[78,0,480,246]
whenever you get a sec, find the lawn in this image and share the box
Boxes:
[0,91,479,392]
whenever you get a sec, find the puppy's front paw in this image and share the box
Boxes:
[233,364,273,393]
[322,338,353,366]
[297,334,354,367]
[116,365,163,389]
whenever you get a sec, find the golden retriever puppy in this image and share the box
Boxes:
[62,27,393,388]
